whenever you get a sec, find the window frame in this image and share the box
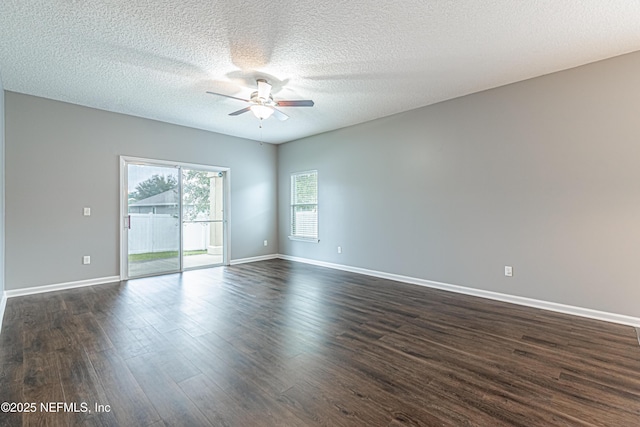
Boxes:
[288,170,319,243]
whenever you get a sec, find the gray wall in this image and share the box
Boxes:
[5,93,278,290]
[278,50,640,318]
[0,71,4,295]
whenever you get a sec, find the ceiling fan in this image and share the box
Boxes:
[206,79,314,122]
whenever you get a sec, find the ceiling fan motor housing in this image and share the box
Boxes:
[250,91,275,106]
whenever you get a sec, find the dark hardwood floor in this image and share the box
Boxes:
[1,259,639,426]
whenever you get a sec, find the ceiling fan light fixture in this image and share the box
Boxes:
[250,104,274,120]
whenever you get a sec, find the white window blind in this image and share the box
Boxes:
[290,171,318,240]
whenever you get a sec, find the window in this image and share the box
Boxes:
[290,170,318,242]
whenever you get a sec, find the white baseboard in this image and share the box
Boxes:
[230,254,279,265]
[0,292,7,332]
[277,254,640,328]
[4,276,121,298]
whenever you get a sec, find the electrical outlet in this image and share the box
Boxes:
[263,240,268,247]
[83,256,91,265]
[504,266,513,277]
[83,207,91,216]
[337,246,342,254]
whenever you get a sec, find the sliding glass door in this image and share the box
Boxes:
[126,163,181,277]
[121,157,228,279]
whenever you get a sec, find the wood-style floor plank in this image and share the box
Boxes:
[1,259,639,426]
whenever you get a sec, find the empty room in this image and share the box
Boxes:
[1,1,640,426]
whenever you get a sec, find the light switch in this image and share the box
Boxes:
[83,207,91,216]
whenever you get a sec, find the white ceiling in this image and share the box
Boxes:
[1,1,640,144]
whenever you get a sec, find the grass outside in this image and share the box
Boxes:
[129,250,207,262]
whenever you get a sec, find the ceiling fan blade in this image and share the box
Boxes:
[206,91,250,103]
[271,108,289,121]
[229,107,252,116]
[276,100,315,107]
[257,79,272,100]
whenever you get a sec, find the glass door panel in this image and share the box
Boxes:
[126,163,180,277]
[182,169,225,269]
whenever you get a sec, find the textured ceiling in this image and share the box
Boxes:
[2,1,640,144]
